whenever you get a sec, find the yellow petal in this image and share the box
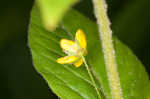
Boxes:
[75,29,87,49]
[73,59,83,67]
[56,56,78,64]
[60,39,78,53]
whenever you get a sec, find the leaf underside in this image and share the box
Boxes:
[28,5,150,99]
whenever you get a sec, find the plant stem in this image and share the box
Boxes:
[92,0,123,99]
[82,56,102,99]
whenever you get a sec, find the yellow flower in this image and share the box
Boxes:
[56,29,87,67]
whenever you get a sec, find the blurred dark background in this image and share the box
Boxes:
[0,0,149,99]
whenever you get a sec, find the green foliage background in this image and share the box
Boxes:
[0,0,150,99]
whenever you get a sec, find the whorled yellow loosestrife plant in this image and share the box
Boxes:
[57,29,102,99]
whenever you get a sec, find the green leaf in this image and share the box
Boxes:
[36,0,78,31]
[28,5,150,99]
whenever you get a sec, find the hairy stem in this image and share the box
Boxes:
[92,0,123,99]
[82,56,102,99]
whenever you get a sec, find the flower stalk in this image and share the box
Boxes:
[82,56,102,99]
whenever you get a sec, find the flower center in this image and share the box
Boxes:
[77,48,87,56]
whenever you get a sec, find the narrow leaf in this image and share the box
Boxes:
[36,0,78,31]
